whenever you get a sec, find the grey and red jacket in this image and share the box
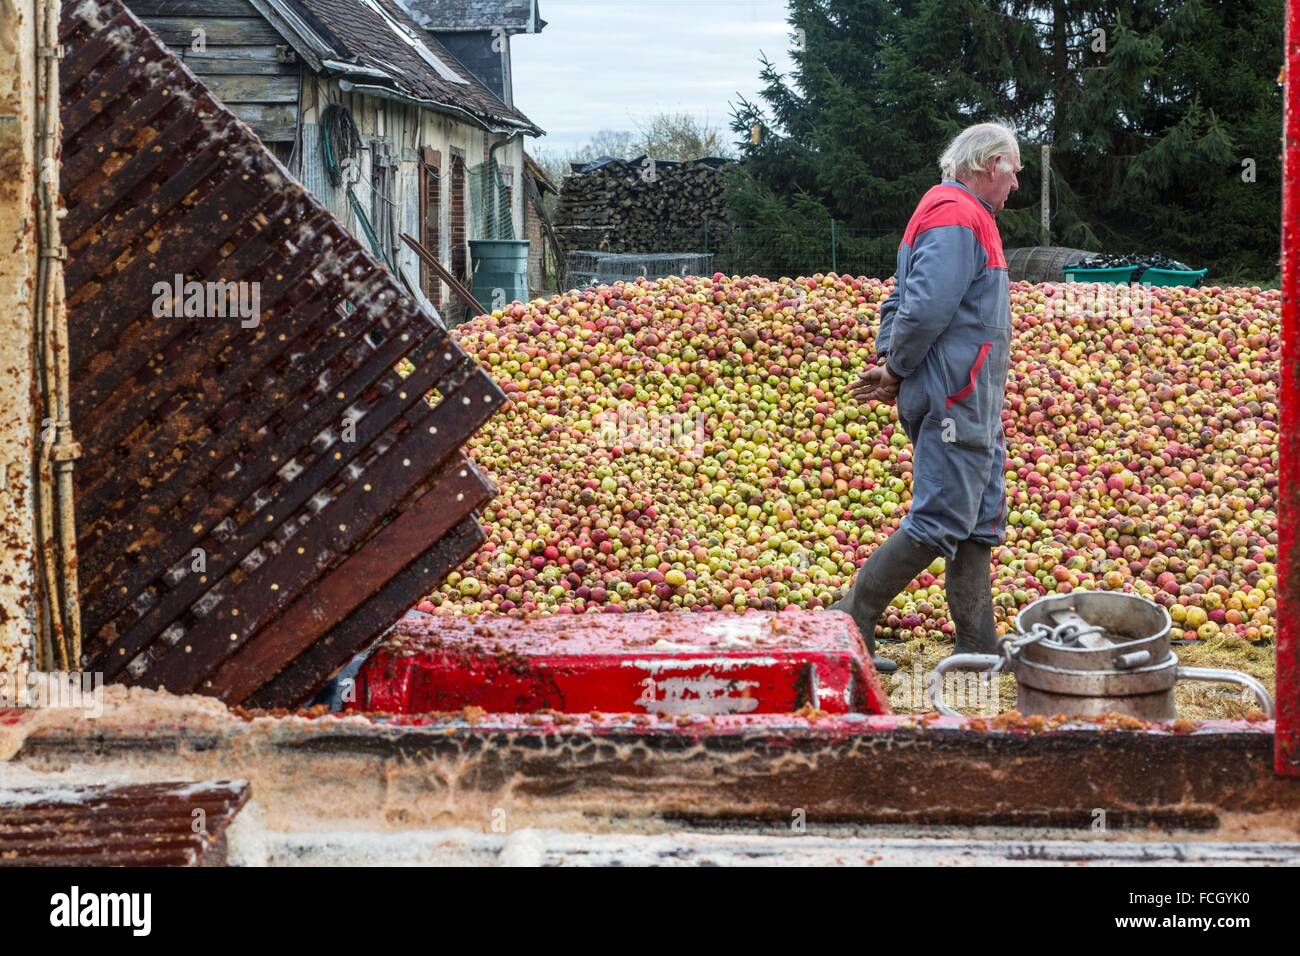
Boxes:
[876,179,1011,448]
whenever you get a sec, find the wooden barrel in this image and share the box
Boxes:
[1005,246,1097,283]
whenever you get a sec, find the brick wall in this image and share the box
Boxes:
[526,193,545,294]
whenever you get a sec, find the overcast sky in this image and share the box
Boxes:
[511,0,798,155]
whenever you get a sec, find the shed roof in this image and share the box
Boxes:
[251,0,542,133]
[523,151,558,195]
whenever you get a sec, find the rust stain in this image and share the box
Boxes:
[0,780,249,866]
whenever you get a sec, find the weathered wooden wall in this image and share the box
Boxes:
[125,0,300,142]
[297,74,525,320]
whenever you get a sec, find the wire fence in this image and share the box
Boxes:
[468,158,516,241]
[561,218,899,288]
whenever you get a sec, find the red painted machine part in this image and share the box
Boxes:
[350,610,893,717]
[1280,0,1300,776]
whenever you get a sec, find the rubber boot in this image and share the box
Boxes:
[831,529,941,674]
[946,538,998,655]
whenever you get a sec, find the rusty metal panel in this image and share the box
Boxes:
[60,0,504,706]
[0,781,248,866]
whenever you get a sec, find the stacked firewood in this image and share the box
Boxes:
[555,157,734,253]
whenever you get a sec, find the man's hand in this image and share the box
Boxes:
[849,364,900,405]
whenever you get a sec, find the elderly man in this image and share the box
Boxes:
[832,122,1020,674]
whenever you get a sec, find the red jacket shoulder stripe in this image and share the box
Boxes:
[900,184,1006,269]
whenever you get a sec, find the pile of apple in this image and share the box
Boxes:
[420,273,1277,646]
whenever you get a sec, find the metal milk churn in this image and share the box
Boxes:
[927,592,1274,720]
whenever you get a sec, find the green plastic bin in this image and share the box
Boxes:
[1063,266,1138,283]
[470,239,529,312]
[1139,267,1207,287]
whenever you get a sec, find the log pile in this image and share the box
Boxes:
[555,156,735,253]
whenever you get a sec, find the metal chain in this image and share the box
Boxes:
[999,623,1052,663]
[1002,620,1109,665]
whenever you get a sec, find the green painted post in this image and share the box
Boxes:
[831,218,838,272]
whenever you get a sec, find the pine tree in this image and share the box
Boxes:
[728,0,1282,282]
[1061,1,1282,281]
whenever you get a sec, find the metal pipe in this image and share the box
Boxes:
[925,654,1002,717]
[31,0,61,672]
[35,0,81,669]
[489,131,520,166]
[1176,667,1276,720]
[489,131,522,237]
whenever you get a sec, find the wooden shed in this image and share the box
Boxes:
[124,0,544,323]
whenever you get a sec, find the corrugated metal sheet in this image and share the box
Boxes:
[0,781,248,866]
[60,0,503,707]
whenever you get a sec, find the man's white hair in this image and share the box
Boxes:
[939,122,1019,180]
